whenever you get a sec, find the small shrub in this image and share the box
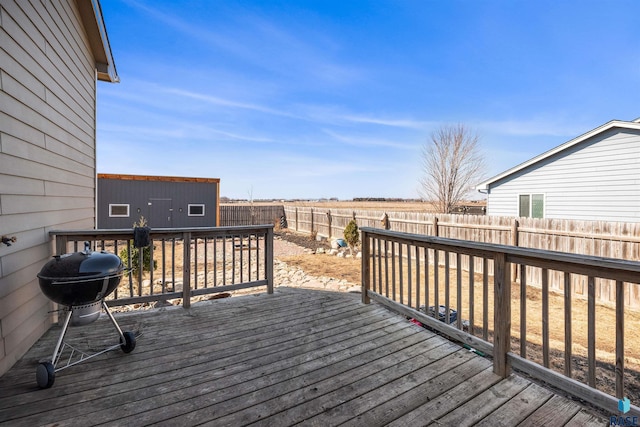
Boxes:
[343,219,359,251]
[119,245,156,276]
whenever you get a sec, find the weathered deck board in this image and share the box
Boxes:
[343,360,493,426]
[427,374,531,426]
[519,394,583,426]
[0,287,608,426]
[475,382,553,426]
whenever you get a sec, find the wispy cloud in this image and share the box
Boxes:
[268,154,391,177]
[122,0,248,56]
[322,129,418,150]
[341,115,434,130]
[161,87,301,119]
[473,118,587,137]
[101,120,277,145]
[297,105,435,130]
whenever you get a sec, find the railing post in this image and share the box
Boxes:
[137,247,143,296]
[182,231,191,308]
[361,229,371,304]
[56,235,68,255]
[616,280,624,398]
[493,251,511,377]
[511,219,519,281]
[266,226,274,294]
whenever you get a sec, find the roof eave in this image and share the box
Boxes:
[476,120,640,191]
[76,0,119,83]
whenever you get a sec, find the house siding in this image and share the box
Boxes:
[0,0,99,376]
[486,128,640,222]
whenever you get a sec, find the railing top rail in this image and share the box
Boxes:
[49,224,275,238]
[361,226,640,282]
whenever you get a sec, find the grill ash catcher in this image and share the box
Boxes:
[35,242,137,389]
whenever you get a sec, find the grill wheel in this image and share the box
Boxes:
[36,362,55,389]
[120,331,136,353]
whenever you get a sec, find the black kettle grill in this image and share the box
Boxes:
[35,243,136,389]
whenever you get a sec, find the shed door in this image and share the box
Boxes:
[148,198,173,228]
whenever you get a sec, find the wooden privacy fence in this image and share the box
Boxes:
[220,205,285,227]
[284,205,640,308]
[361,227,640,416]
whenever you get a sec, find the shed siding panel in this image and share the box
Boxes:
[487,129,640,222]
[97,178,220,229]
[0,0,99,376]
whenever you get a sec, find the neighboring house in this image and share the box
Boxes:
[97,174,221,228]
[476,118,640,222]
[0,0,117,376]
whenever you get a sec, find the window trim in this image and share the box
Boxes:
[109,204,130,217]
[188,204,205,216]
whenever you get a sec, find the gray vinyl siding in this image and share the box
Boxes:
[0,0,98,375]
[97,178,220,228]
[486,128,640,222]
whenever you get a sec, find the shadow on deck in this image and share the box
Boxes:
[0,287,607,426]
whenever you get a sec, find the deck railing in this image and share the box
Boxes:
[49,225,274,308]
[361,227,640,416]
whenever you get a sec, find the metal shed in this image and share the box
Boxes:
[97,174,220,228]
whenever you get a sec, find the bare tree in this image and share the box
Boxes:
[419,124,486,213]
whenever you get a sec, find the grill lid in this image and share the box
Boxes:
[38,249,124,306]
[39,251,123,281]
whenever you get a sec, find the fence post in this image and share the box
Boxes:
[493,251,512,377]
[433,216,439,237]
[182,231,191,308]
[361,229,371,304]
[310,208,314,234]
[295,207,299,232]
[327,211,332,239]
[382,213,390,230]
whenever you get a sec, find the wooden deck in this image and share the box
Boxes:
[0,287,607,426]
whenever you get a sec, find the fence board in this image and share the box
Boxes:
[220,205,284,227]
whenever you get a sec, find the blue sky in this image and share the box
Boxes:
[97,0,640,200]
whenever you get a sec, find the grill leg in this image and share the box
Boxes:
[102,300,125,342]
[51,308,73,367]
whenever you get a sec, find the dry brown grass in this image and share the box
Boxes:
[284,200,442,212]
[229,200,487,212]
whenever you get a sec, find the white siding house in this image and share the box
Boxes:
[0,0,117,376]
[476,119,640,222]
